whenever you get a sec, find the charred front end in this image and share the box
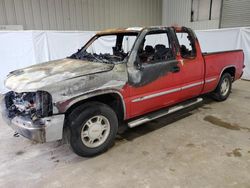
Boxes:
[1,91,65,142]
[5,91,53,120]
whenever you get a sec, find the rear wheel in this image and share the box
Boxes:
[211,73,232,101]
[68,102,118,157]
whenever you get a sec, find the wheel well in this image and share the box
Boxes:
[65,93,125,122]
[222,67,236,80]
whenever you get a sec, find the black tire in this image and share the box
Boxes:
[68,102,118,157]
[211,73,232,101]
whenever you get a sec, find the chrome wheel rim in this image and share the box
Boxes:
[220,78,230,96]
[81,115,110,148]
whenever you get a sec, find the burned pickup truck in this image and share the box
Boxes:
[1,26,244,157]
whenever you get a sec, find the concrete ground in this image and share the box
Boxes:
[0,80,250,188]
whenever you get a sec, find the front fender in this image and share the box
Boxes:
[55,89,127,119]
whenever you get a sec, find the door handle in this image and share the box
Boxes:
[172,65,180,73]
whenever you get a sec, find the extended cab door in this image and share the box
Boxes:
[173,27,205,101]
[127,29,181,118]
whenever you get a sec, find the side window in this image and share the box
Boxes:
[138,32,174,64]
[176,32,196,58]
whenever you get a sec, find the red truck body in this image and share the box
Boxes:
[2,26,244,156]
[119,28,244,120]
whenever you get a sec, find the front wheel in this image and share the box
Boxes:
[68,102,118,157]
[211,73,232,101]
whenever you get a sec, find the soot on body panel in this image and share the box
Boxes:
[129,60,178,87]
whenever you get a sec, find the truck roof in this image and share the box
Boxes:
[96,26,181,35]
[97,27,143,35]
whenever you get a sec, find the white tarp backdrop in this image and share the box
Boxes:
[195,27,250,81]
[0,28,249,93]
[0,31,95,92]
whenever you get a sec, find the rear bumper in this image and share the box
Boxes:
[0,95,65,143]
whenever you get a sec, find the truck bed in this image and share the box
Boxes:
[201,49,244,94]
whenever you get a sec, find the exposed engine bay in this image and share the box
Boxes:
[4,91,53,121]
[69,51,125,64]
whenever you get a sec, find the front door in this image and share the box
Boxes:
[127,29,181,118]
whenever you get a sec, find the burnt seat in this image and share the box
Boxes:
[154,44,168,61]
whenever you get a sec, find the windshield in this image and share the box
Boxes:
[69,33,138,64]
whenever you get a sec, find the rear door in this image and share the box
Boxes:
[173,28,205,101]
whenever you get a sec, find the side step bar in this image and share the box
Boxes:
[128,98,203,128]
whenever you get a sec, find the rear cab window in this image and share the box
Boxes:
[176,31,196,58]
